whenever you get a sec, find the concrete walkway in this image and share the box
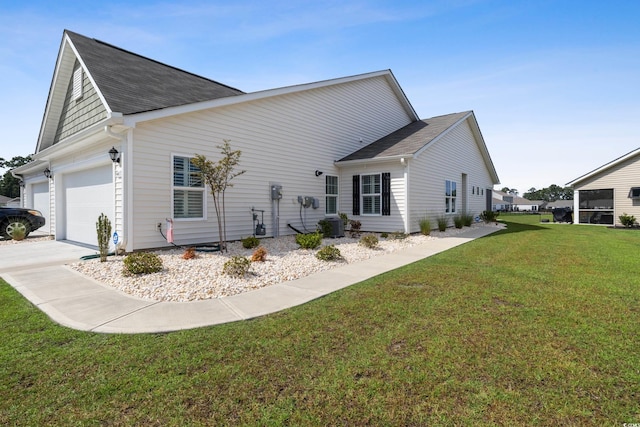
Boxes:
[0,226,501,334]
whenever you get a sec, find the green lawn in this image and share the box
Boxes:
[1,214,639,426]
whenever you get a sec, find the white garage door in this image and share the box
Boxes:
[64,165,114,246]
[32,182,50,233]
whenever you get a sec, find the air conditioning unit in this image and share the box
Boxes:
[325,217,344,238]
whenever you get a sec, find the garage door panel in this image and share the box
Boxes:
[65,166,113,246]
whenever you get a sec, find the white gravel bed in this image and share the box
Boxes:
[0,234,53,245]
[61,223,501,302]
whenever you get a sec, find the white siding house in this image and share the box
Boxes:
[13,30,500,250]
[567,147,640,226]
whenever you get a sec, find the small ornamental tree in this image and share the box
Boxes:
[96,213,112,262]
[191,140,246,252]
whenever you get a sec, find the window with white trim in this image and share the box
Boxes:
[173,155,204,219]
[445,180,457,213]
[73,66,83,100]
[362,173,381,215]
[325,175,338,215]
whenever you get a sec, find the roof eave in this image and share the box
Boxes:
[123,69,419,126]
[567,147,640,187]
[334,154,413,167]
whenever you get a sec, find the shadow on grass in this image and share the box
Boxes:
[483,219,552,237]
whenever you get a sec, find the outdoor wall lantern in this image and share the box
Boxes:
[43,168,52,179]
[108,146,121,164]
[19,180,25,188]
[315,170,323,177]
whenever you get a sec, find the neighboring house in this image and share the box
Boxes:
[0,195,11,207]
[567,147,640,226]
[491,191,539,211]
[511,196,540,212]
[13,30,500,251]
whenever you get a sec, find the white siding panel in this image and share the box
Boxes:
[130,76,414,249]
[408,119,495,232]
[31,181,51,235]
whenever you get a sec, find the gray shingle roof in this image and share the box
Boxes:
[337,111,470,162]
[66,30,244,114]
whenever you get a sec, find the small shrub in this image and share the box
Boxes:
[222,256,251,278]
[182,247,197,260]
[317,219,332,238]
[453,214,464,229]
[619,213,636,228]
[296,232,322,249]
[437,215,448,232]
[480,210,499,223]
[339,212,349,227]
[10,226,26,241]
[359,233,379,249]
[251,246,267,262]
[418,216,431,235]
[380,232,389,238]
[390,231,408,240]
[123,252,163,276]
[462,212,474,227]
[316,245,342,261]
[349,220,362,237]
[96,213,112,262]
[242,236,260,249]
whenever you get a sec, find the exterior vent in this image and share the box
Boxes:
[73,67,83,100]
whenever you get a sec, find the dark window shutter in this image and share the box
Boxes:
[382,172,391,216]
[352,175,360,215]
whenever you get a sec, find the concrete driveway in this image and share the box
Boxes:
[0,238,98,273]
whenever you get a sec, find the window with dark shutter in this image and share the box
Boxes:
[352,175,360,215]
[382,172,391,216]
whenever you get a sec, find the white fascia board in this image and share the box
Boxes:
[36,33,115,154]
[412,112,472,160]
[566,147,640,187]
[334,154,413,167]
[35,35,71,154]
[65,33,113,115]
[466,112,500,185]
[124,70,419,126]
[31,114,124,164]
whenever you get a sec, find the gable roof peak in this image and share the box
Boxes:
[63,29,244,115]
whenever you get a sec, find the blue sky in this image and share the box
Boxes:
[1,0,639,194]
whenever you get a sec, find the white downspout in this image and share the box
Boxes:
[105,125,126,252]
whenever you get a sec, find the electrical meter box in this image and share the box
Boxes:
[303,196,313,208]
[271,185,282,200]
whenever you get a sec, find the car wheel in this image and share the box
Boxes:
[1,217,31,240]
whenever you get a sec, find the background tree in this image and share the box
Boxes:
[500,187,518,196]
[191,141,245,252]
[523,185,574,201]
[0,155,32,198]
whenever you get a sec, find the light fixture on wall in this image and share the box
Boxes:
[43,168,52,179]
[108,146,121,164]
[19,180,25,188]
[315,170,323,177]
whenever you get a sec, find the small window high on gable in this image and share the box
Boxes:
[73,67,83,100]
[629,187,640,199]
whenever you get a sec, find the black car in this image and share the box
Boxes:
[0,207,46,239]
